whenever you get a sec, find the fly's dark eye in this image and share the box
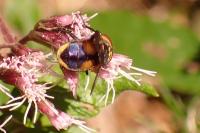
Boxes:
[88,32,113,66]
[92,31,101,45]
[98,37,113,65]
[100,45,105,50]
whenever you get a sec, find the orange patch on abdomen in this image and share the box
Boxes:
[83,41,97,55]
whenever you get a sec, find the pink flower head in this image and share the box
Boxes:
[77,53,156,106]
[20,11,96,49]
[0,46,94,132]
[18,11,99,98]
[0,11,157,133]
[37,100,95,132]
[97,54,157,105]
[0,50,54,124]
[0,11,100,132]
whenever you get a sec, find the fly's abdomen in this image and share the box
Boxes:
[60,42,86,70]
[57,42,99,71]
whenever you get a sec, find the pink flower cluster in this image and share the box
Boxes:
[0,46,95,132]
[98,54,156,105]
[0,11,156,133]
[20,11,96,49]
[0,12,97,133]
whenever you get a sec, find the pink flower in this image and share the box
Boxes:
[0,10,157,133]
[0,49,54,123]
[0,12,98,132]
[18,11,156,104]
[82,54,157,106]
[0,46,94,132]
[18,11,98,98]
[18,11,156,106]
[37,100,95,132]
[20,11,96,49]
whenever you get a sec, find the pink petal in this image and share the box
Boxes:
[99,53,133,79]
[11,45,34,56]
[23,11,94,49]
[38,15,73,28]
[0,69,26,90]
[28,30,70,49]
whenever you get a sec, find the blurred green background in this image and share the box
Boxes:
[1,0,200,133]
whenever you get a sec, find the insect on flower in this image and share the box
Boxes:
[15,11,156,105]
[18,11,112,95]
[57,28,113,94]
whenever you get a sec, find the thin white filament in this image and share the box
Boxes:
[7,95,25,104]
[130,66,157,76]
[79,124,96,133]
[28,88,59,115]
[75,122,96,133]
[0,84,14,99]
[44,94,54,99]
[0,128,6,133]
[33,100,38,123]
[0,115,12,133]
[0,84,10,91]
[84,75,90,91]
[97,95,106,104]
[105,83,111,106]
[110,81,115,104]
[87,13,98,21]
[114,72,142,80]
[43,84,56,90]
[9,98,27,111]
[40,96,59,115]
[23,101,32,125]
[0,102,22,109]
[118,68,141,86]
[0,115,12,128]
[79,126,92,133]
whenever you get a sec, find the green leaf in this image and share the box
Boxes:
[67,126,85,133]
[114,78,159,96]
[90,11,200,95]
[76,72,158,107]
[136,83,159,97]
[65,99,98,119]
[0,81,14,105]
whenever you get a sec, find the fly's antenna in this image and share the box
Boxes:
[85,25,97,32]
